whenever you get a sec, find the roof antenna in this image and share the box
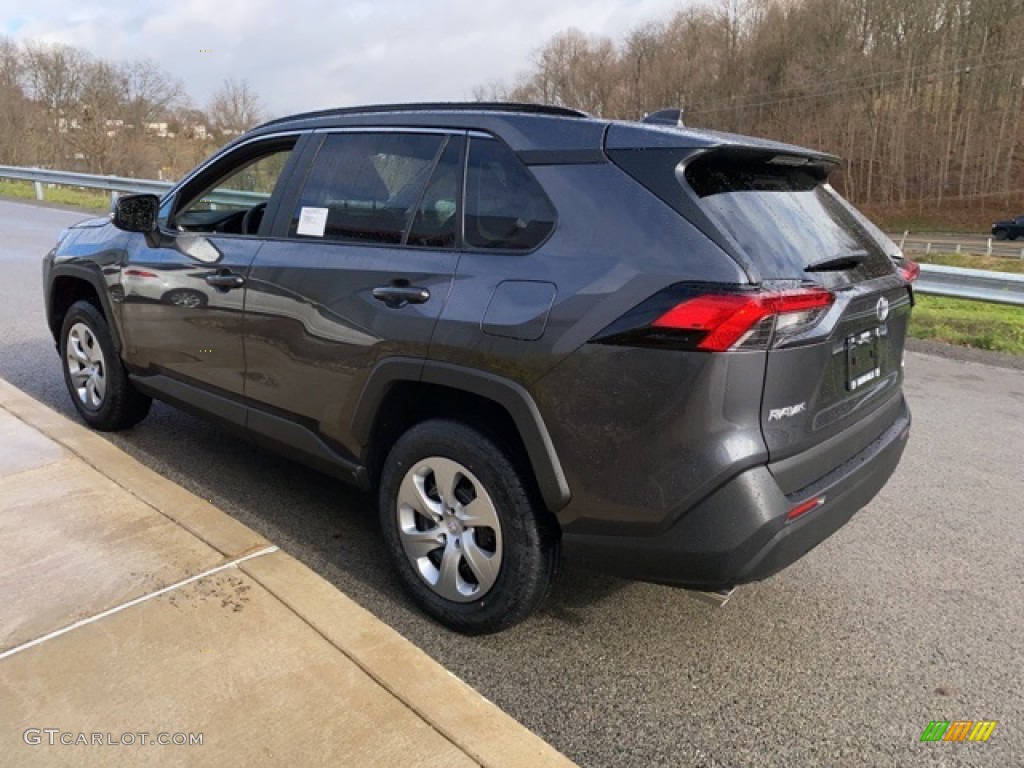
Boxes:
[642,108,685,128]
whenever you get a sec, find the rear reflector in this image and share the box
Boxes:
[653,288,834,352]
[788,495,826,521]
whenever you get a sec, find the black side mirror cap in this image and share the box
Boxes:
[112,194,160,233]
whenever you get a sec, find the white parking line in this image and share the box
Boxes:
[0,545,279,662]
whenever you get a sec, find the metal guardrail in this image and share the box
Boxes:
[898,235,1024,260]
[917,264,1024,306]
[0,165,264,207]
[0,165,172,199]
[1,165,1023,306]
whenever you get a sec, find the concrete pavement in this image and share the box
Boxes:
[0,378,575,767]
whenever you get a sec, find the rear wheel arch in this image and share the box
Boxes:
[354,359,571,514]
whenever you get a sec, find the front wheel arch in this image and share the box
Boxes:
[49,268,123,352]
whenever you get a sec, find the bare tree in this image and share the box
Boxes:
[121,59,184,128]
[69,59,126,173]
[0,37,41,164]
[207,78,265,137]
[23,41,90,166]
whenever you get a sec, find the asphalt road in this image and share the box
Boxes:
[4,198,1022,767]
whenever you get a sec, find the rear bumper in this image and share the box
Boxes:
[562,396,911,588]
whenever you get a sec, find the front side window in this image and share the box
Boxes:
[464,137,556,251]
[289,132,449,245]
[172,140,297,235]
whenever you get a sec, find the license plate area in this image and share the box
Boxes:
[846,329,881,391]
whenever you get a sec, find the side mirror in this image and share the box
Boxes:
[112,194,160,233]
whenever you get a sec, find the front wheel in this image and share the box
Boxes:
[378,419,559,635]
[60,300,151,431]
[994,229,1009,241]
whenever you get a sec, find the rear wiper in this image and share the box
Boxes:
[805,251,867,272]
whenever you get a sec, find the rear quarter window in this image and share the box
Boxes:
[464,137,556,251]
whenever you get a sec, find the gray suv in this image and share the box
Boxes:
[42,103,916,634]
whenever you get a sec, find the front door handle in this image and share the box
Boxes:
[205,271,245,290]
[372,283,430,309]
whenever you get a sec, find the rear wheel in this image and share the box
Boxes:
[378,419,558,635]
[60,300,151,431]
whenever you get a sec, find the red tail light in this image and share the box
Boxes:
[896,258,920,283]
[652,288,835,352]
[124,269,159,278]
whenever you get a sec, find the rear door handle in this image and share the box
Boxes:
[372,284,430,309]
[205,271,245,290]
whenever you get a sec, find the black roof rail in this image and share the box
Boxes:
[255,102,590,131]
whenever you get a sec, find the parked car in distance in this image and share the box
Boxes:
[991,215,1024,240]
[42,103,918,634]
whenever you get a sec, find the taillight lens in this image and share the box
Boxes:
[653,289,834,351]
[896,258,920,283]
[593,284,835,352]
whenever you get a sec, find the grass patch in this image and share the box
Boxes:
[0,179,110,210]
[910,295,1024,355]
[914,251,1024,274]
[879,215,982,234]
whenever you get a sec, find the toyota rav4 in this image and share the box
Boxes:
[42,103,916,634]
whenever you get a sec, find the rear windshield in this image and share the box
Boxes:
[684,152,894,282]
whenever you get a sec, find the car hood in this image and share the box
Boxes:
[69,214,113,229]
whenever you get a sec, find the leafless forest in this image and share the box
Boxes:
[0,37,264,180]
[479,0,1024,225]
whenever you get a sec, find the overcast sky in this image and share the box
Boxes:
[2,0,691,117]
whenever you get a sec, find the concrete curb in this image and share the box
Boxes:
[0,379,575,767]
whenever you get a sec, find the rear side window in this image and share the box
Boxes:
[290,132,447,245]
[683,152,893,282]
[464,137,556,251]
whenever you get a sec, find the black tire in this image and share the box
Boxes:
[378,419,559,635]
[60,300,152,431]
[994,229,1009,241]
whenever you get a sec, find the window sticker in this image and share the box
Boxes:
[296,206,329,237]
